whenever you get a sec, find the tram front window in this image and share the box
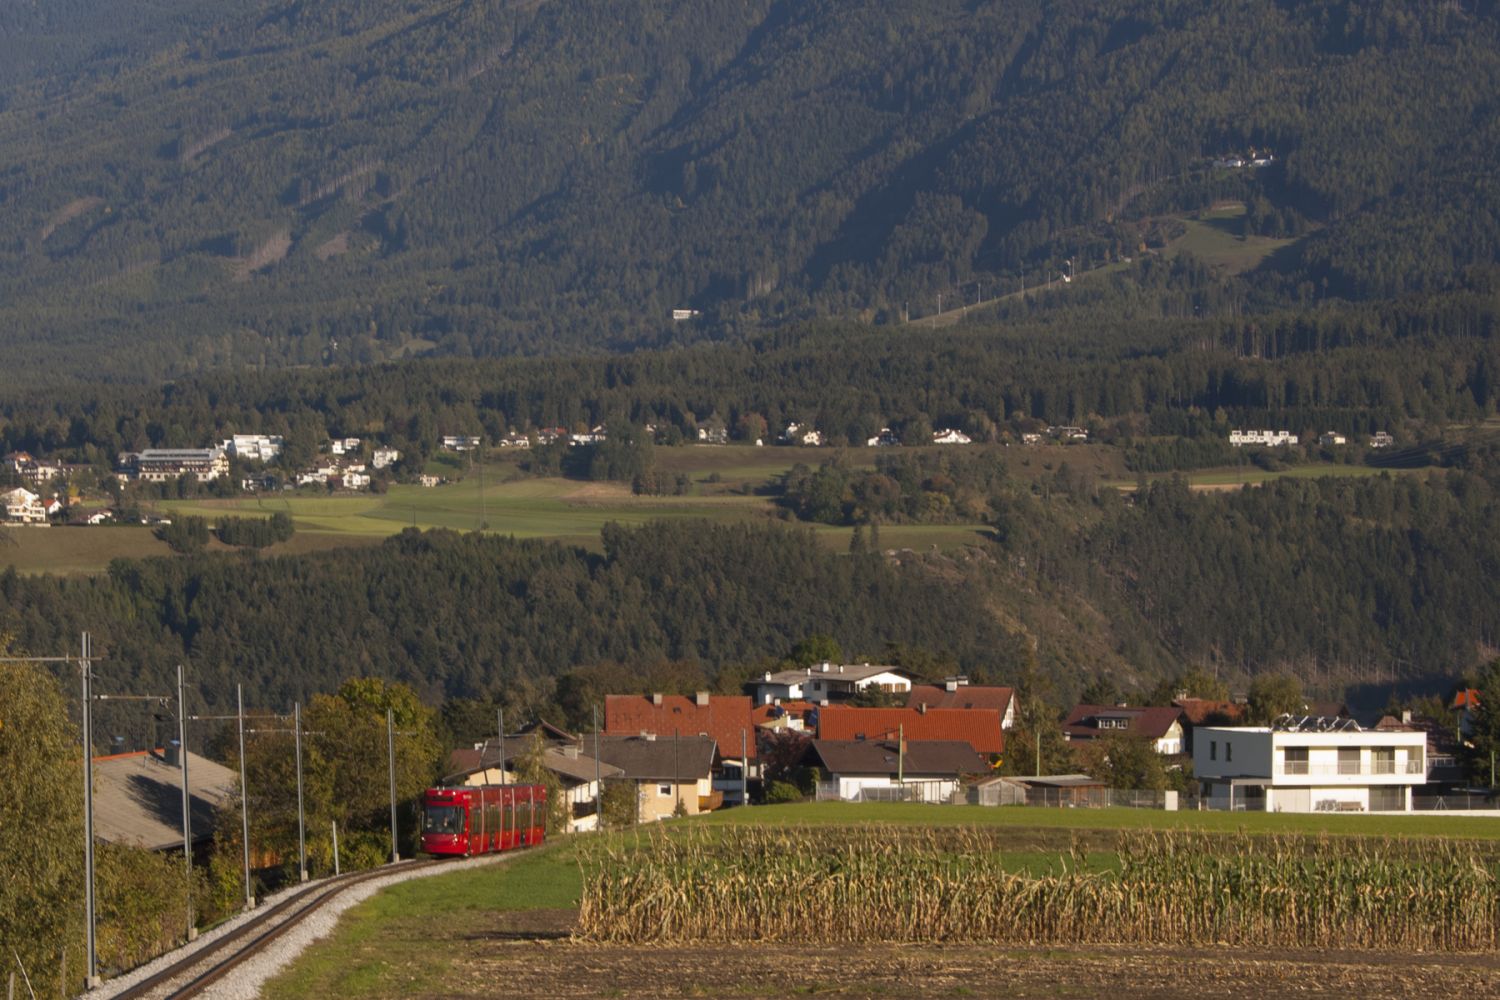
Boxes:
[423,805,465,835]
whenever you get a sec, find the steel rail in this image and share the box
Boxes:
[111,859,441,1000]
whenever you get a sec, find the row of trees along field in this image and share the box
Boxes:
[2,274,1500,467]
[0,1,1497,381]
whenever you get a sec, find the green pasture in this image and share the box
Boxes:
[1168,202,1301,274]
[262,844,582,1000]
[0,525,172,574]
[155,475,774,546]
[1107,461,1393,491]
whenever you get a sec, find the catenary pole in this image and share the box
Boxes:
[387,708,399,863]
[81,632,99,990]
[177,664,196,940]
[497,707,506,779]
[238,684,253,910]
[295,701,307,882]
[593,705,601,826]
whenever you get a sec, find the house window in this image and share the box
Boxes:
[1372,747,1395,775]
[1283,747,1308,774]
[658,784,672,797]
[1225,742,1232,763]
[1209,741,1217,761]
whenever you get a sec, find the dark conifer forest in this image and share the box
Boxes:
[2,0,1499,711]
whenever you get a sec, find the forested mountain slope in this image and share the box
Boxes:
[0,0,1497,382]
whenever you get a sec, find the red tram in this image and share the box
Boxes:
[421,784,547,857]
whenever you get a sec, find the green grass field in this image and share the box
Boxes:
[1167,201,1302,274]
[1106,461,1394,491]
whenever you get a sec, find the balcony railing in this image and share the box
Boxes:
[1277,759,1424,777]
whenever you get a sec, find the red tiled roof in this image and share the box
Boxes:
[1172,698,1246,726]
[816,706,1004,755]
[1062,704,1184,741]
[605,694,757,759]
[907,685,1015,714]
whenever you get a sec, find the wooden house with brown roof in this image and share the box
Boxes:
[1062,705,1187,755]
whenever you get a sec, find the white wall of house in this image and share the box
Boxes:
[828,775,959,802]
[804,671,912,705]
[1153,721,1185,755]
[1196,726,1425,812]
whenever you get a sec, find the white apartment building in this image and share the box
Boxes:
[222,435,284,462]
[1194,717,1426,813]
[2,487,47,523]
[750,662,916,706]
[1229,429,1299,447]
[128,449,229,483]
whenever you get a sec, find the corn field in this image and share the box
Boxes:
[576,825,1500,950]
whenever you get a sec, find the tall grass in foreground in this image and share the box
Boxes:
[576,825,1500,950]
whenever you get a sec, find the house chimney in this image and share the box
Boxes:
[820,662,831,673]
[764,671,772,682]
[838,664,845,674]
[944,679,958,692]
[1401,710,1412,725]
[695,691,710,707]
[162,742,180,767]
[917,703,927,715]
[652,692,664,706]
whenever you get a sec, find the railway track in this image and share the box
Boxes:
[110,858,443,1000]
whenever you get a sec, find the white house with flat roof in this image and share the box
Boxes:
[1194,716,1426,813]
[750,662,917,706]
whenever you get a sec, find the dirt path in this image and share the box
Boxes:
[439,913,1500,998]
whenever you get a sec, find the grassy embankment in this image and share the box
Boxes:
[262,801,1500,999]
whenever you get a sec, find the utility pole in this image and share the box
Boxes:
[387,708,399,863]
[294,702,307,882]
[673,729,681,815]
[331,821,340,876]
[741,729,749,808]
[497,707,506,780]
[937,291,943,315]
[177,665,196,941]
[81,632,99,990]
[593,705,602,826]
[1035,727,1041,778]
[897,724,905,786]
[237,684,253,910]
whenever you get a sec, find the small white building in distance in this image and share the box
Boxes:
[932,428,972,445]
[222,434,284,462]
[1229,429,1299,447]
[1370,431,1394,449]
[781,422,822,447]
[750,662,917,706]
[1318,431,1347,446]
[1194,716,1426,813]
[371,448,401,469]
[2,487,47,523]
